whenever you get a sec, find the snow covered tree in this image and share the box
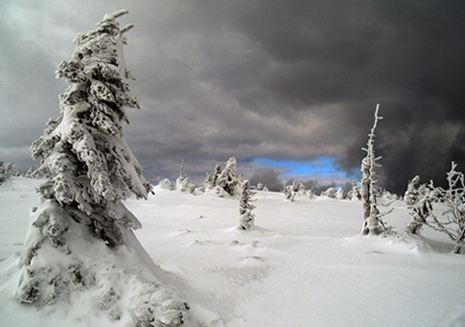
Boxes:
[404,175,421,206]
[347,181,361,201]
[174,160,195,193]
[360,104,387,235]
[0,161,14,184]
[14,10,187,325]
[204,164,222,193]
[216,157,241,196]
[283,180,299,201]
[158,178,173,190]
[23,166,36,178]
[212,164,222,187]
[238,180,256,230]
[404,178,436,235]
[427,162,465,254]
[203,172,214,191]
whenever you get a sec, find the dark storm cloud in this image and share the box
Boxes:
[1,0,465,193]
[249,168,283,192]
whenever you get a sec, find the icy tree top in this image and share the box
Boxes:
[31,10,151,216]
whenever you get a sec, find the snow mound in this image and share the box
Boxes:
[0,201,187,327]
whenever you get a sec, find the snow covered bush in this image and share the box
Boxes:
[427,162,465,254]
[14,10,187,325]
[0,161,14,184]
[360,105,387,235]
[321,187,343,199]
[238,180,256,230]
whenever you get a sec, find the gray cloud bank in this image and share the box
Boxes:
[1,0,465,194]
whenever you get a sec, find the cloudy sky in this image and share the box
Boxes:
[1,0,465,193]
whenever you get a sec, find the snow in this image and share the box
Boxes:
[1,177,465,326]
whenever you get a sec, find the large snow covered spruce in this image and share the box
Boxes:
[14,10,188,326]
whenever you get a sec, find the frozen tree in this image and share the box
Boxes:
[0,161,14,184]
[360,104,387,235]
[283,180,299,201]
[174,160,195,193]
[256,182,264,191]
[404,175,420,206]
[216,157,241,196]
[238,180,256,230]
[204,172,214,191]
[347,181,361,201]
[404,178,436,235]
[212,164,222,187]
[159,178,173,190]
[23,166,36,178]
[427,162,465,254]
[174,159,186,190]
[14,11,187,325]
[204,164,222,193]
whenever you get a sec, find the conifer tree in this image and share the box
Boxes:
[0,161,14,184]
[360,104,387,235]
[212,164,222,187]
[238,180,256,230]
[404,178,435,235]
[283,180,298,201]
[23,166,36,178]
[347,180,361,200]
[14,10,187,326]
[216,157,241,196]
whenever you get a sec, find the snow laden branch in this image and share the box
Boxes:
[360,104,388,235]
[427,162,465,254]
[15,10,188,326]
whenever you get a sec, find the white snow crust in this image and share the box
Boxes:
[1,177,465,326]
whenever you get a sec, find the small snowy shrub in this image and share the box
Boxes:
[322,187,343,199]
[238,180,256,230]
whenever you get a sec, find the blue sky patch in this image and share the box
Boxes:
[253,157,355,181]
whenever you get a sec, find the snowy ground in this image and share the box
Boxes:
[1,177,465,326]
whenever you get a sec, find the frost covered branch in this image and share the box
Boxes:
[426,162,465,254]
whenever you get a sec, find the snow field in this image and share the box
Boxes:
[1,178,465,326]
